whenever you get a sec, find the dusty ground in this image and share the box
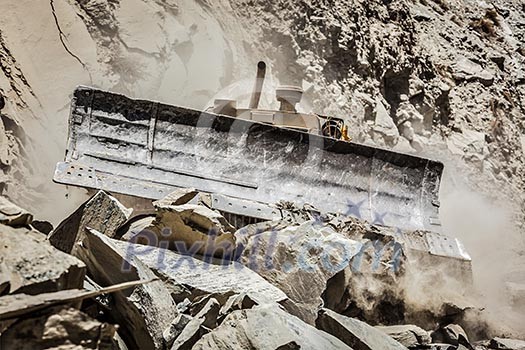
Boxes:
[0,0,524,335]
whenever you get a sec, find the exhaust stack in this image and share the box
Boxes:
[249,61,266,109]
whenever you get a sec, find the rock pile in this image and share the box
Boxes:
[0,191,523,349]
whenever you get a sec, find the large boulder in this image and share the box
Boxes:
[316,309,408,350]
[136,203,236,258]
[193,304,352,350]
[237,221,362,324]
[48,191,132,253]
[112,240,287,306]
[0,224,85,295]
[76,228,177,350]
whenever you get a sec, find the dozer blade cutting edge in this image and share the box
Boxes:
[54,86,444,233]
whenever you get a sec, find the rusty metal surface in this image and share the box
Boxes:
[54,86,444,232]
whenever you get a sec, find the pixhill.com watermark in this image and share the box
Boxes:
[121,223,403,275]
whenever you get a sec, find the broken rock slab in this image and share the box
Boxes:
[376,324,431,347]
[141,203,236,258]
[0,224,85,295]
[193,304,352,350]
[48,190,132,253]
[0,306,117,350]
[76,228,177,350]
[112,240,288,306]
[0,196,32,227]
[237,221,362,324]
[316,309,408,350]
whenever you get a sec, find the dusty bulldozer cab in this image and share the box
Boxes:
[208,61,349,141]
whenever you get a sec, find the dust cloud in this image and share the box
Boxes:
[439,157,525,337]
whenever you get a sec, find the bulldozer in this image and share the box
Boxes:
[53,61,472,264]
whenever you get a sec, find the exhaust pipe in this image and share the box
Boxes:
[249,61,266,109]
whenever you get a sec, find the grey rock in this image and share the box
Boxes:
[316,308,408,350]
[189,293,233,317]
[30,220,53,235]
[163,314,192,349]
[0,224,85,295]
[0,196,32,227]
[489,337,525,350]
[219,292,257,319]
[0,261,9,296]
[142,203,236,258]
[453,58,495,86]
[113,331,129,350]
[112,240,287,306]
[76,228,177,350]
[376,324,431,347]
[0,306,117,350]
[238,221,362,324]
[120,215,156,243]
[431,324,469,346]
[48,190,132,253]
[171,298,220,349]
[446,130,486,157]
[153,188,199,207]
[427,344,458,350]
[373,98,399,144]
[193,304,352,350]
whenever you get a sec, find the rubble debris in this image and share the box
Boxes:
[76,228,177,350]
[0,224,85,295]
[193,304,351,350]
[0,306,117,350]
[237,220,362,324]
[488,337,525,350]
[0,196,32,227]
[142,203,236,258]
[171,298,221,349]
[219,292,257,320]
[316,308,408,350]
[189,293,233,317]
[49,191,132,253]
[376,324,432,347]
[112,239,288,306]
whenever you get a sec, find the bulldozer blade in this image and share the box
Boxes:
[54,86,444,232]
